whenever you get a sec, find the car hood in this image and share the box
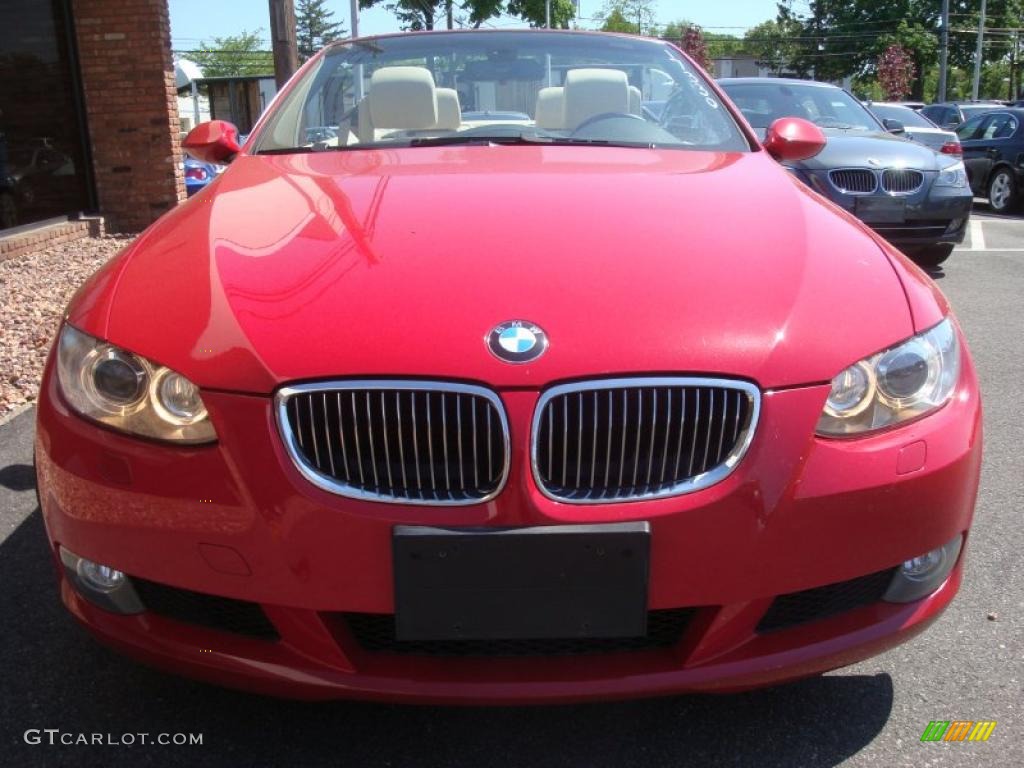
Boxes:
[794,130,945,171]
[70,146,913,393]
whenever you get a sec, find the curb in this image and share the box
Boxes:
[0,403,34,428]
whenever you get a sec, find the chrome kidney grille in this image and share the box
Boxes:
[277,382,509,505]
[828,169,877,194]
[532,378,760,503]
[882,169,924,194]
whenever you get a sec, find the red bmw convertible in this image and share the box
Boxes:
[35,30,982,703]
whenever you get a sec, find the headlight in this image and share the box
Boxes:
[817,318,960,436]
[56,324,216,443]
[935,161,967,188]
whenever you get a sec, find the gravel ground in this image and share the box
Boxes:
[0,236,133,414]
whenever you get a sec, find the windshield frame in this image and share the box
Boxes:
[245,29,758,156]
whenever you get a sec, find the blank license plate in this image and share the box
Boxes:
[392,523,650,641]
[856,197,906,223]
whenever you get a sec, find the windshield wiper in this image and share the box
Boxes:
[406,134,658,149]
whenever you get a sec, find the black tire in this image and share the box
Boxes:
[987,168,1019,213]
[0,191,15,229]
[912,243,954,268]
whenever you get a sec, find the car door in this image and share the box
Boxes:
[961,113,1019,192]
[958,114,993,194]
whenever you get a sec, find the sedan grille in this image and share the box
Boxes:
[277,382,509,505]
[532,378,759,503]
[881,169,925,194]
[828,169,876,194]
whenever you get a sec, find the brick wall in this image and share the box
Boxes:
[0,218,104,262]
[72,0,185,232]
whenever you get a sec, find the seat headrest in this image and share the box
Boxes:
[369,66,438,130]
[535,87,564,130]
[435,88,462,130]
[564,68,630,130]
[629,85,641,115]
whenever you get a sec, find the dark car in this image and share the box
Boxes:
[718,78,973,266]
[955,107,1024,213]
[921,101,1002,130]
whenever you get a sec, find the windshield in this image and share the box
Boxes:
[869,104,936,129]
[252,31,748,154]
[959,104,999,121]
[721,82,882,132]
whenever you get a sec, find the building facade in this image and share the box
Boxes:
[0,0,184,246]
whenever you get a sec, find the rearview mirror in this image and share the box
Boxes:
[883,118,906,134]
[183,120,242,165]
[763,117,826,162]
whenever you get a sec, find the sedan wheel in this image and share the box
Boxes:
[911,243,954,268]
[988,169,1019,213]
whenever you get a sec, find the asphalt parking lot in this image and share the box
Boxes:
[1,207,1021,768]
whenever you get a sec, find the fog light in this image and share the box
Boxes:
[59,547,143,614]
[883,534,963,603]
[76,559,125,592]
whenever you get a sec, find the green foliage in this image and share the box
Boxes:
[598,1,657,35]
[359,1,509,30]
[742,18,805,74]
[185,29,274,77]
[776,0,1024,100]
[507,0,576,28]
[297,0,346,60]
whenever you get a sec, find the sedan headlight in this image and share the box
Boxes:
[817,318,960,436]
[935,161,967,188]
[56,324,216,443]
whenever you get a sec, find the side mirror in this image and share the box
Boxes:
[763,117,826,162]
[883,118,906,134]
[183,120,242,165]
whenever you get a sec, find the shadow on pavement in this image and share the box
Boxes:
[0,462,35,492]
[1,506,894,768]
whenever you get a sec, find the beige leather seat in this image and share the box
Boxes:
[534,86,564,130]
[434,88,462,130]
[357,66,439,141]
[629,85,642,116]
[563,68,631,130]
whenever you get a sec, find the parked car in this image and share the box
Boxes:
[37,30,981,703]
[955,107,1024,212]
[920,101,1002,129]
[719,78,973,266]
[183,156,220,197]
[865,102,962,155]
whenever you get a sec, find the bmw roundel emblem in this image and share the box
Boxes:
[487,320,548,363]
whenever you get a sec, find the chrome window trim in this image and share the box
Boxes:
[530,376,761,505]
[275,379,511,506]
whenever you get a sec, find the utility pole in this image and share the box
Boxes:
[545,0,551,29]
[972,0,988,100]
[350,0,359,37]
[938,0,950,101]
[268,0,298,90]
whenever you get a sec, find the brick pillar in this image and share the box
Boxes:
[72,0,185,232]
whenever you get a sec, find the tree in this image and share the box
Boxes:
[185,30,274,77]
[742,18,804,74]
[878,44,916,99]
[359,1,506,30]
[776,0,1024,100]
[296,0,346,61]
[507,0,576,28]
[601,9,636,33]
[598,1,657,35]
[681,25,712,72]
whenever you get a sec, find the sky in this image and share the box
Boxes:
[167,1,781,50]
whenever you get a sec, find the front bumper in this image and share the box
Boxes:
[35,346,983,703]
[802,170,974,248]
